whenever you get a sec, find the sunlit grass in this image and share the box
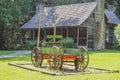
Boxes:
[0,49,120,80]
[89,49,120,54]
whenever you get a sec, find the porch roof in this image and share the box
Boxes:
[105,9,120,24]
[21,2,96,29]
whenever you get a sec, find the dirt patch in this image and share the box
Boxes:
[8,62,119,76]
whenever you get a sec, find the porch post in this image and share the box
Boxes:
[20,37,22,45]
[66,28,69,38]
[25,32,28,44]
[44,29,46,40]
[77,26,79,46]
[61,28,63,35]
[33,30,35,40]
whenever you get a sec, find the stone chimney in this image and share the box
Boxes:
[94,0,105,50]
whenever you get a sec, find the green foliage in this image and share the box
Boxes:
[28,40,37,49]
[0,51,14,56]
[47,0,95,6]
[0,0,36,50]
[16,40,37,50]
[115,25,120,44]
[105,0,120,17]
[15,44,30,50]
[113,25,120,49]
[62,37,77,48]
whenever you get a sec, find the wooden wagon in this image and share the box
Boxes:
[31,35,89,71]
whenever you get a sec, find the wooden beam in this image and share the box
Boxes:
[33,30,35,40]
[77,27,79,46]
[86,28,88,48]
[44,29,46,40]
[61,28,63,35]
[66,28,69,38]
[20,37,22,45]
[54,8,57,42]
[37,5,43,47]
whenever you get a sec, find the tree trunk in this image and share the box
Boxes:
[0,22,5,49]
[95,0,105,50]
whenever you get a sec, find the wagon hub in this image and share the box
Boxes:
[79,55,84,62]
[33,55,38,61]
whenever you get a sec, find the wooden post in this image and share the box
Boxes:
[33,30,35,40]
[20,37,22,45]
[54,8,57,42]
[37,5,43,47]
[61,28,63,35]
[25,31,29,44]
[86,28,88,48]
[66,28,69,38]
[44,29,46,40]
[77,27,79,46]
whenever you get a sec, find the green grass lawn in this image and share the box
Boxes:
[0,51,14,56]
[0,49,120,80]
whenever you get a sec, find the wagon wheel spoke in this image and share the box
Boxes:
[76,47,89,71]
[49,46,62,70]
[31,47,43,67]
[79,61,86,70]
[37,47,43,67]
[31,47,38,67]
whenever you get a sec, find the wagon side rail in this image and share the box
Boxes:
[43,35,63,46]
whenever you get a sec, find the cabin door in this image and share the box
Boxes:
[78,27,87,46]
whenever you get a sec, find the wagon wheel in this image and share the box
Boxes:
[31,47,43,67]
[48,46,63,70]
[74,47,89,71]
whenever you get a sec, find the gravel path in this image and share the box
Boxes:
[0,50,31,59]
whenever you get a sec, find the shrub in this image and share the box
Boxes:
[114,25,120,45]
[15,40,37,50]
[28,40,37,49]
[112,42,120,50]
[62,37,77,48]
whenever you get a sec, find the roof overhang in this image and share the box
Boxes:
[21,2,97,29]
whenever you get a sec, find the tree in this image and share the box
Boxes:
[47,0,95,6]
[0,0,36,49]
[114,25,120,45]
[106,0,120,17]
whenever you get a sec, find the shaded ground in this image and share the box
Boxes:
[0,50,31,59]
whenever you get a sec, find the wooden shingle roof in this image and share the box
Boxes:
[21,2,96,29]
[105,9,120,24]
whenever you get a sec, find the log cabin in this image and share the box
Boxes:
[21,0,120,50]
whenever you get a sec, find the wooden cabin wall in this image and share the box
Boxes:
[68,27,77,43]
[56,28,62,35]
[81,13,95,49]
[105,24,116,48]
[62,28,67,38]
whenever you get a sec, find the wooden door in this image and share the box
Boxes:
[79,27,87,46]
